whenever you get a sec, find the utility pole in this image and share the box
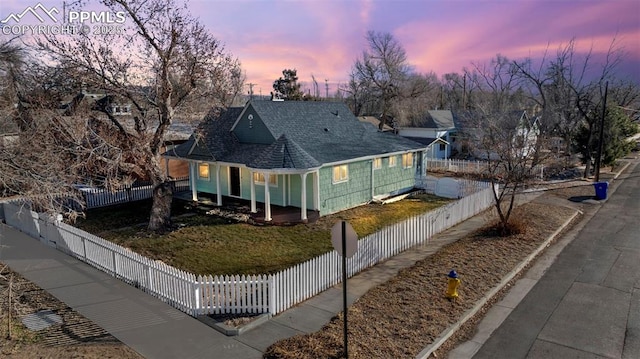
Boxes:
[325,79,329,99]
[594,81,608,182]
[247,83,256,100]
[462,73,467,109]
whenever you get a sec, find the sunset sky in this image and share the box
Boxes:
[2,0,639,96]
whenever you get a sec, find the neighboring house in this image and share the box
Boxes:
[512,110,541,157]
[0,117,19,148]
[358,116,394,132]
[397,110,456,159]
[165,100,427,222]
[455,109,540,160]
[163,122,194,179]
[60,89,192,179]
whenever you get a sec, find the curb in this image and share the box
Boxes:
[197,313,272,336]
[613,160,631,180]
[415,209,582,359]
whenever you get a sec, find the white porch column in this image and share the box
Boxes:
[300,172,308,221]
[313,170,320,210]
[190,162,198,201]
[250,171,257,213]
[264,173,272,222]
[215,164,222,206]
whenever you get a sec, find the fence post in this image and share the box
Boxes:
[268,275,276,315]
[81,237,87,260]
[146,264,154,293]
[192,278,200,316]
[112,251,118,277]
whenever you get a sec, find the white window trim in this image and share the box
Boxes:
[253,172,278,187]
[198,163,210,180]
[402,153,414,169]
[388,156,397,168]
[111,104,131,115]
[332,164,349,184]
[373,157,382,170]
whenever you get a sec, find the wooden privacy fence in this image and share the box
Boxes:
[2,181,495,317]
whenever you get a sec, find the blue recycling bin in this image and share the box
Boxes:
[593,182,609,200]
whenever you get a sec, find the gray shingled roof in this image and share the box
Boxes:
[248,134,321,169]
[410,110,456,129]
[167,101,426,169]
[403,137,438,146]
[428,110,455,129]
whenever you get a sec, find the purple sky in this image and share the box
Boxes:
[2,0,639,96]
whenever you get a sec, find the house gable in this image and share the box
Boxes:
[231,104,276,145]
[189,136,216,160]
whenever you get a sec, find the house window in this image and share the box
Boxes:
[253,172,277,186]
[402,153,413,168]
[388,156,397,167]
[198,163,210,180]
[373,158,382,170]
[332,165,349,184]
[111,105,131,115]
[439,143,446,152]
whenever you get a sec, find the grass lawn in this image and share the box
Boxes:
[74,194,451,276]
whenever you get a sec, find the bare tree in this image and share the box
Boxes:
[350,31,425,129]
[513,38,628,175]
[340,68,374,116]
[465,54,543,234]
[393,72,441,126]
[1,39,89,215]
[35,0,243,231]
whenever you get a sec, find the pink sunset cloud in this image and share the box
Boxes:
[2,0,638,97]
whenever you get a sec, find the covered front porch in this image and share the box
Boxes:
[173,191,320,225]
[184,160,321,224]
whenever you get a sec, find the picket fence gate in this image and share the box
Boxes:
[1,181,495,317]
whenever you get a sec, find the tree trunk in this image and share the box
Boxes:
[148,180,173,232]
[147,154,173,233]
[583,122,595,178]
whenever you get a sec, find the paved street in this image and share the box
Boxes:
[473,159,640,359]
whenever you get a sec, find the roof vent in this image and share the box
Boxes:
[324,128,329,132]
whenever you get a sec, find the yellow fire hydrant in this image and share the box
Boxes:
[446,270,460,301]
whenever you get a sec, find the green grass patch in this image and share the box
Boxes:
[77,193,451,276]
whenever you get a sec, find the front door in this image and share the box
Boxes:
[229,167,241,197]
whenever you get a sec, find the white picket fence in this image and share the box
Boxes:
[268,182,493,314]
[416,176,489,198]
[2,181,495,317]
[77,177,190,209]
[428,158,545,179]
[428,158,488,174]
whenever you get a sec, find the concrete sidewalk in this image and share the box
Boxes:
[0,193,541,358]
[450,158,640,359]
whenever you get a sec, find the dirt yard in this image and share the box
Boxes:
[263,182,596,358]
[0,180,598,359]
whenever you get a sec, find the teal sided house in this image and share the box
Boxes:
[165,101,427,222]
